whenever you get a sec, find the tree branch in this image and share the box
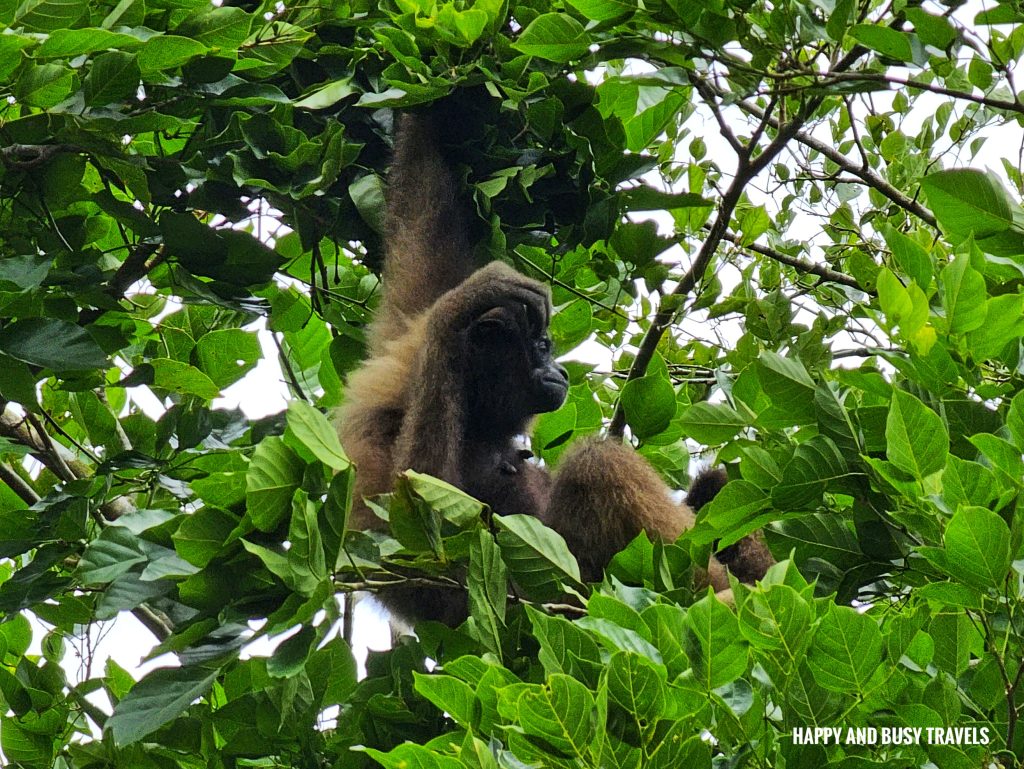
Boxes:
[716,227,864,290]
[720,87,938,228]
[608,97,827,437]
[0,403,134,519]
[0,462,39,505]
[690,74,745,155]
[821,70,1024,115]
[78,243,163,326]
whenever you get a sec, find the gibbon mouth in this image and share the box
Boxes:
[541,373,570,389]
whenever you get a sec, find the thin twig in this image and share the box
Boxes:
[821,70,1024,115]
[699,77,938,228]
[716,227,864,290]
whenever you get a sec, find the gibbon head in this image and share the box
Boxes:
[466,301,569,435]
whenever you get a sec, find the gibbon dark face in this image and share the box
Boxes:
[468,303,568,425]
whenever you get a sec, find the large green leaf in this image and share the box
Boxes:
[941,254,987,334]
[512,13,590,62]
[620,371,676,440]
[0,319,107,371]
[283,400,350,471]
[885,390,948,479]
[107,666,219,745]
[943,506,1011,592]
[807,605,883,694]
[245,437,306,531]
[922,170,1015,239]
[495,514,583,601]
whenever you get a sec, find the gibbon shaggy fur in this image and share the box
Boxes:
[337,109,773,623]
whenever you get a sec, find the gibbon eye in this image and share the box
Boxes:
[535,338,552,354]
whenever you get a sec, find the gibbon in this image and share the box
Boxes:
[336,109,773,623]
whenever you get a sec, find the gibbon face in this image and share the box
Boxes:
[466,301,569,433]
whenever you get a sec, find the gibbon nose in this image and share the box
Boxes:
[544,363,569,387]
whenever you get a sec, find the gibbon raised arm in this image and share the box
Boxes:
[337,109,773,624]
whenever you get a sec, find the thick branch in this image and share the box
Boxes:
[0,462,39,505]
[0,404,134,519]
[132,604,174,641]
[608,102,817,437]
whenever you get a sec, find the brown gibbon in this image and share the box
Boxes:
[336,109,773,624]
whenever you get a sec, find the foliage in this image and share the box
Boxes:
[1,0,1024,766]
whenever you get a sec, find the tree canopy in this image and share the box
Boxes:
[2,0,1024,766]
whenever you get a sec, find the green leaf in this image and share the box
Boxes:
[195,328,261,388]
[564,0,633,21]
[405,471,483,527]
[0,254,51,289]
[245,437,306,531]
[527,607,603,683]
[36,27,142,57]
[649,729,712,769]
[941,254,987,333]
[172,506,237,567]
[467,532,507,652]
[904,8,956,48]
[885,390,948,479]
[83,51,140,106]
[294,77,357,109]
[968,433,1024,484]
[137,35,209,74]
[757,351,816,425]
[512,675,595,757]
[807,605,883,693]
[1008,391,1024,450]
[881,225,932,288]
[943,506,1011,591]
[149,359,220,399]
[684,592,748,689]
[362,743,460,769]
[284,400,350,471]
[849,24,914,61]
[922,169,1015,239]
[967,294,1024,359]
[267,625,315,678]
[689,480,771,547]
[176,5,252,49]
[678,401,746,444]
[243,492,326,595]
[606,651,665,722]
[107,666,218,745]
[737,584,812,653]
[413,673,477,729]
[770,435,848,510]
[620,371,676,439]
[13,62,75,107]
[14,0,87,31]
[512,13,591,62]
[0,319,107,372]
[495,514,583,600]
[349,173,386,234]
